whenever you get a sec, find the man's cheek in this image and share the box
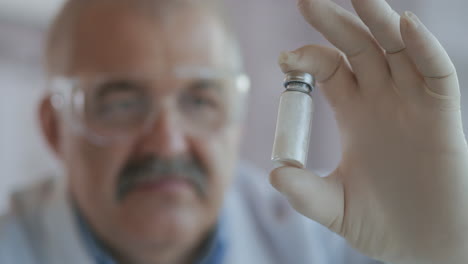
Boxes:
[195,135,237,190]
[72,139,132,195]
[210,128,241,170]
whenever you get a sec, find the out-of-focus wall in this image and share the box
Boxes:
[0,23,59,211]
[0,0,467,212]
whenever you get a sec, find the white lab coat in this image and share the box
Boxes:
[0,163,381,264]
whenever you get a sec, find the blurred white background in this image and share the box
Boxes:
[1,0,467,212]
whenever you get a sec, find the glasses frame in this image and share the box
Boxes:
[47,70,251,146]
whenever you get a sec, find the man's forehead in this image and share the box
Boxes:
[68,0,234,77]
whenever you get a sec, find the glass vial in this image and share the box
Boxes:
[271,71,315,168]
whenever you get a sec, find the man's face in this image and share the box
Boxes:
[52,2,243,254]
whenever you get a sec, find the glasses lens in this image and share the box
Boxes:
[82,79,152,137]
[177,78,235,135]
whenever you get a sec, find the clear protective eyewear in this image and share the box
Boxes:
[49,67,250,145]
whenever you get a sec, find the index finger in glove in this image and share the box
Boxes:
[297,0,390,92]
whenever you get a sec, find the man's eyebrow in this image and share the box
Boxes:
[96,80,142,98]
[188,78,225,92]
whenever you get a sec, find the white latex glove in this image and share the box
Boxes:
[270,0,468,263]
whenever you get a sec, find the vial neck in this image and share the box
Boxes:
[285,82,312,94]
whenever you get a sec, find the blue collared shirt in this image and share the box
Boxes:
[74,208,227,264]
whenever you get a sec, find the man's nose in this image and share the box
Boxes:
[138,109,189,158]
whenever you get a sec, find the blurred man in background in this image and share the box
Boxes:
[2,0,467,263]
[0,0,377,263]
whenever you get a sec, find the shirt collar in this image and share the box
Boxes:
[73,205,227,264]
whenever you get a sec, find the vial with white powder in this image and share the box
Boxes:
[271,71,315,168]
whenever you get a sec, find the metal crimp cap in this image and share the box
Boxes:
[283,71,315,93]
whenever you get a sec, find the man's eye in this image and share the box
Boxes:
[190,96,216,107]
[100,98,142,114]
[91,92,149,124]
[182,94,218,110]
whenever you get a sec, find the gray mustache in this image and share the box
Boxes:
[116,156,207,202]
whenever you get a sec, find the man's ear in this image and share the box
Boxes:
[39,96,61,157]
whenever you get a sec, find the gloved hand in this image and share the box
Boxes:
[270,0,468,263]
